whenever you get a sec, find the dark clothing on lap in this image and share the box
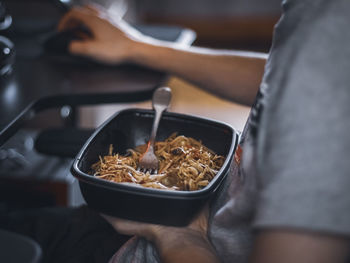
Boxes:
[0,206,130,263]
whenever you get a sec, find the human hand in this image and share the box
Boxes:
[102,205,220,263]
[57,5,143,64]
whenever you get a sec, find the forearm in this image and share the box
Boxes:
[129,39,267,106]
[250,230,350,263]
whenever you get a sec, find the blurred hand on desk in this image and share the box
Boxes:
[58,5,141,64]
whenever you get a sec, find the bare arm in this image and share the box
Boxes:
[58,5,267,106]
[250,230,350,263]
[129,42,267,106]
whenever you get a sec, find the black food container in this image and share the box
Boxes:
[71,109,238,226]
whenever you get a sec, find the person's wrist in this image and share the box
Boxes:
[126,39,152,64]
[151,227,219,262]
[156,234,220,263]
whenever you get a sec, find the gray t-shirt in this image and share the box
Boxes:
[110,0,350,262]
[253,0,350,235]
[210,0,350,261]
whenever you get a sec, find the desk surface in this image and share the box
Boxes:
[0,8,195,145]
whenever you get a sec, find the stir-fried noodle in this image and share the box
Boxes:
[91,133,225,191]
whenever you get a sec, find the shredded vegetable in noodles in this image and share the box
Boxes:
[91,133,225,191]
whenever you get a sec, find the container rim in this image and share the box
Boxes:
[71,108,238,198]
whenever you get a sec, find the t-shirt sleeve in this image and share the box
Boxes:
[253,1,350,236]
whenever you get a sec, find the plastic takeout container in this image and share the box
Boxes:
[71,109,238,226]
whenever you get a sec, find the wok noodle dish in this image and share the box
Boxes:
[91,133,225,191]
